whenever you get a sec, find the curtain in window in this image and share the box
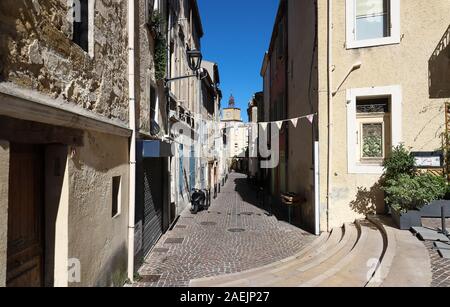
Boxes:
[355,0,390,40]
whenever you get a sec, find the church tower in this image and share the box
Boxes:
[222,95,242,122]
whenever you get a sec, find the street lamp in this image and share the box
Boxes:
[187,49,203,72]
[164,49,203,86]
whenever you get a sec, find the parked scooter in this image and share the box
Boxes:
[190,189,209,214]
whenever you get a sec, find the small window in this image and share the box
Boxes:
[112,176,122,218]
[150,85,157,122]
[73,0,89,52]
[346,0,400,49]
[356,97,391,165]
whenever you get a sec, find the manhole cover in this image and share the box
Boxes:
[228,228,246,233]
[200,222,217,226]
[165,238,185,244]
[241,212,254,216]
[152,248,169,254]
[140,275,161,283]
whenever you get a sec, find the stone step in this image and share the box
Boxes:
[189,230,331,287]
[379,219,432,287]
[312,220,384,287]
[191,224,358,287]
[207,226,346,287]
[256,223,360,287]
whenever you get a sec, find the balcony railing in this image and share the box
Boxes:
[431,24,450,61]
[429,24,450,99]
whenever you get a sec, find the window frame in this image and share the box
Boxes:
[70,0,95,57]
[112,176,122,219]
[356,115,389,164]
[346,0,401,49]
[347,85,402,174]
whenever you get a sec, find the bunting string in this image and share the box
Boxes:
[258,113,317,128]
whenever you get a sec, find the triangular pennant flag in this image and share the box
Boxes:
[291,118,299,128]
[260,122,268,130]
[307,114,315,124]
[276,121,284,130]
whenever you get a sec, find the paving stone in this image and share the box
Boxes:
[434,242,450,250]
[133,173,314,287]
[413,227,450,242]
[438,249,450,259]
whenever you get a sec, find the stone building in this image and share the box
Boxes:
[200,60,222,198]
[247,92,263,181]
[261,0,450,233]
[0,0,131,286]
[164,0,205,216]
[221,95,249,172]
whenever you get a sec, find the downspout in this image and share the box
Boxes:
[127,0,136,282]
[326,0,333,233]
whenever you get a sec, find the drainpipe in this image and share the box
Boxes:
[127,0,136,282]
[326,0,333,233]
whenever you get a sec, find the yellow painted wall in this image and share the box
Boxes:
[318,0,450,230]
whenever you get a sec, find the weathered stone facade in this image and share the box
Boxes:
[0,0,129,123]
[0,0,131,287]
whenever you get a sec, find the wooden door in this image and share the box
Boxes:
[7,143,45,287]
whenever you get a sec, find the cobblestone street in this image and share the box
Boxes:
[134,172,314,287]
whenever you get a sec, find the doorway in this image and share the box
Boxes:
[6,143,45,287]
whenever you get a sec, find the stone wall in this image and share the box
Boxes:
[0,0,129,123]
[0,141,9,287]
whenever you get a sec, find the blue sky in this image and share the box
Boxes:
[197,0,279,122]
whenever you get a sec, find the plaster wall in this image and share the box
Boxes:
[68,131,129,287]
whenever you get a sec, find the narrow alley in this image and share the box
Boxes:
[135,173,314,287]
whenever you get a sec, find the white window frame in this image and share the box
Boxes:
[347,85,402,174]
[346,0,401,49]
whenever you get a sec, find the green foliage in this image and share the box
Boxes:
[382,145,447,213]
[152,12,167,81]
[151,11,166,34]
[384,173,447,213]
[382,145,416,182]
[154,35,167,81]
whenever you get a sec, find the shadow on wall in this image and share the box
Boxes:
[93,244,128,287]
[350,181,385,216]
[429,25,450,99]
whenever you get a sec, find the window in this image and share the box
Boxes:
[150,85,157,122]
[112,176,122,218]
[73,0,89,52]
[347,86,402,174]
[356,0,390,40]
[356,98,391,165]
[346,0,400,49]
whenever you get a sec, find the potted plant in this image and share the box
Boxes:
[382,145,447,229]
